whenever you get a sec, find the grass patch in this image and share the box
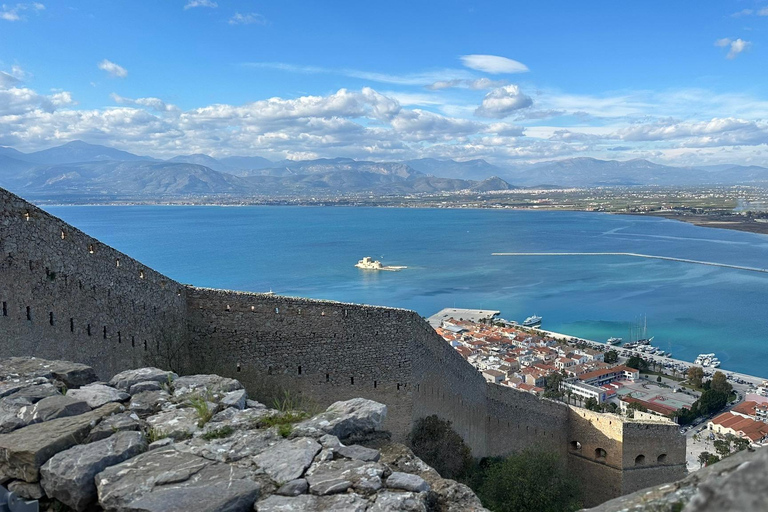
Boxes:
[201,425,234,441]
[278,423,293,438]
[147,427,167,444]
[188,394,215,427]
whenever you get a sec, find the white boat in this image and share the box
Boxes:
[607,337,622,345]
[522,315,542,328]
[355,256,406,271]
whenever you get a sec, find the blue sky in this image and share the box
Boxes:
[1,1,767,166]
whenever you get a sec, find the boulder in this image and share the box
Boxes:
[149,438,174,449]
[298,398,386,439]
[247,399,267,409]
[0,398,27,433]
[7,480,45,500]
[17,394,91,424]
[0,402,123,482]
[0,357,97,388]
[430,479,489,512]
[40,431,147,511]
[370,491,427,512]
[305,458,386,496]
[203,406,271,433]
[128,380,162,394]
[67,383,130,408]
[146,408,201,440]
[86,412,142,443]
[110,368,177,391]
[221,389,247,409]
[95,447,260,512]
[172,374,244,398]
[337,445,381,462]
[386,472,430,493]
[256,494,368,512]
[129,390,171,417]
[5,383,60,403]
[253,437,322,483]
[185,428,277,463]
[276,479,309,497]
[0,377,48,398]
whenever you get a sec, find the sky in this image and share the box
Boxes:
[1,0,768,167]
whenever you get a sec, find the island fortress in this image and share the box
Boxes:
[0,186,685,507]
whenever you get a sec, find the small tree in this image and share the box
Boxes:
[409,415,472,480]
[711,371,732,395]
[478,449,582,512]
[698,451,720,468]
[687,367,705,389]
[604,350,618,364]
[713,438,731,458]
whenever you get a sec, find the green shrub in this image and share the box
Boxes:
[201,425,234,441]
[408,415,472,480]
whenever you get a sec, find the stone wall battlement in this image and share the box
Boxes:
[0,187,686,507]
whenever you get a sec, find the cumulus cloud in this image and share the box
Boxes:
[184,0,217,9]
[98,59,128,78]
[0,2,44,22]
[111,93,179,112]
[475,85,533,118]
[427,77,508,90]
[460,55,529,74]
[617,117,768,147]
[229,12,266,25]
[0,66,26,88]
[715,38,751,59]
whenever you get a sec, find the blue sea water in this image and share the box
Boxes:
[45,205,768,378]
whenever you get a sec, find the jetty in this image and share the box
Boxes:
[492,252,768,274]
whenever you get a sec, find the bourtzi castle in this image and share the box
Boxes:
[0,187,685,507]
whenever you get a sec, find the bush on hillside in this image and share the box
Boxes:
[408,415,472,480]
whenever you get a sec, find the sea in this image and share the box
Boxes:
[45,205,768,379]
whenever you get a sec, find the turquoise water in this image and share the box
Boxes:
[45,206,768,378]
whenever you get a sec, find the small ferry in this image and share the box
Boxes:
[522,315,542,328]
[607,337,622,345]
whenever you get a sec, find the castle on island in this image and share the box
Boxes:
[0,187,685,507]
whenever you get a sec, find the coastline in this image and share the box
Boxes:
[538,328,767,388]
[626,211,768,236]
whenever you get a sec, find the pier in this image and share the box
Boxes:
[492,252,768,274]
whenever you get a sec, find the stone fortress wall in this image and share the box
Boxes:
[0,188,685,506]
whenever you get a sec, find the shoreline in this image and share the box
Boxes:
[538,328,767,387]
[626,211,768,236]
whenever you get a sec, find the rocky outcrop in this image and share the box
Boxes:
[586,446,768,512]
[0,357,489,511]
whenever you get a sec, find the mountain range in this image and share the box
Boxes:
[0,140,766,200]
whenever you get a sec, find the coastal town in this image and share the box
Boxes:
[429,308,768,469]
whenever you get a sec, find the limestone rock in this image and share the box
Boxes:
[253,437,321,483]
[298,398,386,439]
[430,479,489,512]
[149,438,174,449]
[0,398,27,433]
[221,389,247,409]
[0,402,122,482]
[17,394,91,424]
[318,434,342,449]
[256,494,368,512]
[110,367,177,391]
[387,472,430,493]
[276,478,309,497]
[95,447,260,512]
[370,491,427,512]
[67,383,130,408]
[7,480,45,500]
[337,444,381,462]
[184,428,277,463]
[5,383,60,403]
[172,374,244,398]
[146,408,200,440]
[129,390,171,416]
[86,411,142,443]
[0,357,97,388]
[40,431,147,511]
[204,406,271,433]
[305,458,386,496]
[128,380,162,394]
[247,399,267,409]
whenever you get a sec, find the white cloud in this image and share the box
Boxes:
[715,38,751,59]
[460,55,529,74]
[760,7,768,16]
[98,59,128,78]
[111,93,179,112]
[184,0,217,9]
[617,117,768,147]
[229,12,266,25]
[427,77,508,90]
[475,85,533,118]
[1,2,44,21]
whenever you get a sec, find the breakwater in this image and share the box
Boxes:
[492,252,768,274]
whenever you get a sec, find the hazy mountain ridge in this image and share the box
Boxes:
[0,140,766,200]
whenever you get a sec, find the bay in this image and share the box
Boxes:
[45,205,768,379]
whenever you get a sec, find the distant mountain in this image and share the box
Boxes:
[218,155,274,171]
[24,141,153,165]
[4,161,250,198]
[405,158,506,181]
[239,158,420,180]
[167,154,228,171]
[470,176,518,192]
[0,146,29,160]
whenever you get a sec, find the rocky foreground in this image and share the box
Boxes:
[0,357,487,512]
